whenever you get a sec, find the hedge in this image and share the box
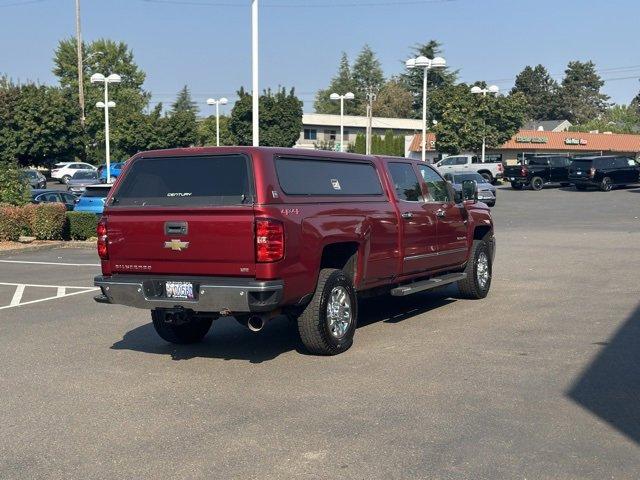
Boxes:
[66,211,99,240]
[23,203,67,240]
[0,204,30,241]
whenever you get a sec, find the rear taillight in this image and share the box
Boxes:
[520,166,528,177]
[255,219,284,263]
[97,218,108,260]
[589,167,596,178]
[497,163,503,173]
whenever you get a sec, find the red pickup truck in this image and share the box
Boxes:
[94,147,495,355]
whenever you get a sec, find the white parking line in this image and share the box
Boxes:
[0,260,100,267]
[9,284,25,307]
[0,283,98,310]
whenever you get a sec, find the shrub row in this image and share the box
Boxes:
[0,204,98,241]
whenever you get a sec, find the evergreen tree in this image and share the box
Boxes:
[351,44,385,106]
[511,64,562,120]
[314,53,359,115]
[373,79,413,118]
[171,85,199,115]
[559,61,609,124]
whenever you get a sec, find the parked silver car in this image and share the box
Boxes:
[444,172,497,206]
[67,170,100,196]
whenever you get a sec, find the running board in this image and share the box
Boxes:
[390,273,466,297]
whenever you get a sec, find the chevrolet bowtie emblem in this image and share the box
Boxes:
[164,239,189,251]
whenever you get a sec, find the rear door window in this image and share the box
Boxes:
[275,157,383,196]
[388,163,422,202]
[112,154,253,207]
[84,187,111,198]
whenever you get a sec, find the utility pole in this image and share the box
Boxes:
[75,0,85,127]
[365,87,376,155]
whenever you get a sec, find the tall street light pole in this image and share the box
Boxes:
[329,92,355,152]
[91,73,121,182]
[471,84,500,163]
[75,0,85,127]
[405,55,446,162]
[206,97,229,146]
[252,0,259,146]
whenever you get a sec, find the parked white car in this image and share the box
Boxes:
[51,162,97,184]
[435,155,504,183]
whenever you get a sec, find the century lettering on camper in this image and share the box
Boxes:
[166,192,193,197]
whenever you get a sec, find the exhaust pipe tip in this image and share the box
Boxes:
[247,315,265,332]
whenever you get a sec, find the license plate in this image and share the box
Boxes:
[165,281,194,299]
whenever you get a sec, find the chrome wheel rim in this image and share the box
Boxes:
[602,178,611,191]
[476,252,490,290]
[327,286,352,339]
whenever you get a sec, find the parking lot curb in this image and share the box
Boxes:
[0,240,94,257]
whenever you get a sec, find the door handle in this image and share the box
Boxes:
[401,212,414,219]
[436,209,446,218]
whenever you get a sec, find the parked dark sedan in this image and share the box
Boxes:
[31,190,77,211]
[21,169,47,189]
[444,172,497,206]
[569,156,640,191]
[67,170,99,196]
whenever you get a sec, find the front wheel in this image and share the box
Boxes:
[297,268,357,355]
[61,175,71,184]
[480,172,493,183]
[151,309,213,344]
[457,240,492,299]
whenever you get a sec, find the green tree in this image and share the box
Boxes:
[171,85,199,115]
[314,53,359,115]
[373,79,413,118]
[511,64,562,120]
[229,87,302,147]
[197,115,235,146]
[570,104,640,134]
[352,45,385,108]
[53,38,150,161]
[0,162,31,206]
[348,133,367,154]
[631,90,640,116]
[400,40,458,119]
[559,61,609,124]
[433,84,525,155]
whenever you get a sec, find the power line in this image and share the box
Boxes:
[0,0,47,7]
[142,0,457,7]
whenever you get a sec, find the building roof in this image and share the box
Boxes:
[523,120,572,132]
[408,130,640,154]
[407,132,437,152]
[303,113,423,131]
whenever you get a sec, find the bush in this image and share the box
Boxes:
[23,203,67,240]
[0,204,30,241]
[0,162,31,206]
[65,211,98,240]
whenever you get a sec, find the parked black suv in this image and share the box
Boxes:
[504,155,573,191]
[568,156,640,191]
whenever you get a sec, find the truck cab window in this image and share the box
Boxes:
[418,165,451,203]
[388,163,422,202]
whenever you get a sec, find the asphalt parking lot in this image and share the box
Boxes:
[1,185,639,479]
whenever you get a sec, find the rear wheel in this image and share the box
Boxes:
[297,268,357,355]
[151,309,213,344]
[457,240,492,299]
[61,175,71,184]
[530,176,544,191]
[600,176,613,192]
[510,182,524,190]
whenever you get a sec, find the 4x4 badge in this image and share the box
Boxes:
[164,239,189,251]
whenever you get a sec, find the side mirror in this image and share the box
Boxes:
[461,179,478,203]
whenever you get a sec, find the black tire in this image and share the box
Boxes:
[486,200,495,207]
[600,176,613,192]
[151,309,213,344]
[575,184,587,191]
[61,175,71,184]
[530,176,544,191]
[510,182,524,190]
[457,240,492,299]
[480,172,493,183]
[297,268,357,355]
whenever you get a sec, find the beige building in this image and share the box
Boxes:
[295,113,423,150]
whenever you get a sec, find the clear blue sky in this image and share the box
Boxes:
[2,0,639,115]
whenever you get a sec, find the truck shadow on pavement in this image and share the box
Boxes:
[567,302,640,444]
[110,288,457,363]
